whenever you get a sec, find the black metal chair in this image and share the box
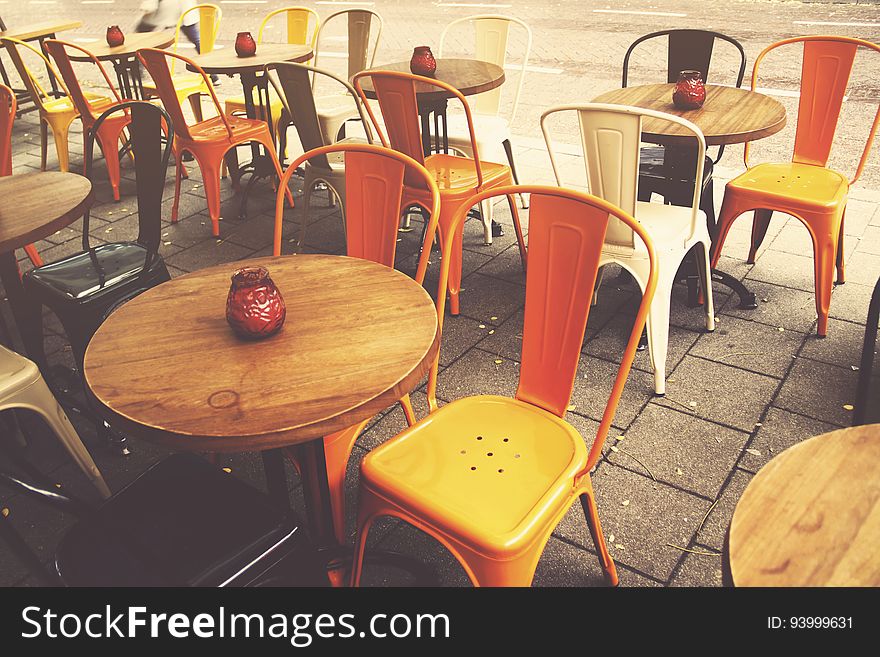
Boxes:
[622,29,747,229]
[854,275,880,426]
[0,452,329,586]
[22,100,173,373]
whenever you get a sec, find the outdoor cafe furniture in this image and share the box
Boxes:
[138,48,295,236]
[592,77,786,311]
[351,185,657,587]
[141,3,221,121]
[44,39,134,201]
[438,14,532,241]
[728,424,880,586]
[353,69,525,316]
[0,452,326,586]
[83,254,440,577]
[271,142,441,543]
[175,44,309,223]
[541,103,715,396]
[710,35,880,338]
[267,61,374,245]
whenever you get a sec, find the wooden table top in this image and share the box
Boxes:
[0,171,93,253]
[729,424,880,586]
[67,31,175,61]
[0,19,81,42]
[592,83,787,146]
[185,43,313,75]
[84,255,440,453]
[359,58,505,100]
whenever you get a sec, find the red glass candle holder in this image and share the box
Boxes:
[410,46,437,77]
[672,70,706,110]
[235,31,257,58]
[225,267,286,340]
[106,26,125,48]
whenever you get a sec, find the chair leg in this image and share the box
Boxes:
[480,199,493,245]
[443,211,466,316]
[644,267,674,396]
[580,486,619,586]
[299,180,313,250]
[399,393,417,426]
[710,191,748,269]
[808,217,839,338]
[187,93,203,123]
[836,208,846,284]
[501,139,528,209]
[507,192,527,272]
[97,131,123,202]
[700,175,716,231]
[321,420,368,545]
[748,209,773,264]
[50,116,74,174]
[171,155,184,223]
[39,120,48,171]
[696,239,716,332]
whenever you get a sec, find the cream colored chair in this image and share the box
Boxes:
[541,103,715,395]
[311,9,382,147]
[268,61,373,248]
[438,14,532,243]
[0,345,110,498]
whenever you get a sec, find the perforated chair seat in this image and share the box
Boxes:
[56,453,326,586]
[726,162,849,212]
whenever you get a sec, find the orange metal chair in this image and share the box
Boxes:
[274,142,441,543]
[353,70,526,315]
[351,185,658,587]
[0,83,42,267]
[43,40,129,202]
[711,35,880,337]
[138,48,290,237]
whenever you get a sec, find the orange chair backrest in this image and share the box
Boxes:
[0,84,15,176]
[43,40,123,125]
[747,35,880,184]
[435,186,657,470]
[137,48,230,142]
[275,143,441,283]
[353,70,485,189]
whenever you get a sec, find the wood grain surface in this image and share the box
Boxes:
[359,58,505,100]
[185,43,313,75]
[592,83,786,146]
[84,255,440,453]
[729,424,880,586]
[66,30,175,61]
[0,171,93,252]
[0,20,81,42]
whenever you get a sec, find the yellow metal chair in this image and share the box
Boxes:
[1,37,111,173]
[224,6,319,137]
[351,185,658,587]
[141,3,221,122]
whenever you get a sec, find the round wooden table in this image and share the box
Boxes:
[360,58,505,155]
[728,424,880,586]
[68,31,175,100]
[84,254,439,551]
[0,171,93,363]
[185,43,313,220]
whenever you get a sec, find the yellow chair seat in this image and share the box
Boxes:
[43,91,110,115]
[225,90,284,120]
[361,395,588,558]
[424,153,510,195]
[143,73,208,100]
[728,162,849,212]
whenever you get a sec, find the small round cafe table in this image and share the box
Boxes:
[592,82,787,310]
[185,43,313,219]
[359,58,505,155]
[83,254,440,579]
[67,31,175,100]
[0,171,93,365]
[728,424,880,586]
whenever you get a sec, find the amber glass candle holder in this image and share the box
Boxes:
[235,31,257,58]
[106,26,125,48]
[410,46,437,76]
[225,267,286,339]
[672,70,706,110]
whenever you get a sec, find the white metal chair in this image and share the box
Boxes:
[541,103,715,395]
[0,345,110,498]
[438,14,532,243]
[311,9,382,147]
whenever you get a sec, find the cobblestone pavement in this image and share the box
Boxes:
[1,0,879,587]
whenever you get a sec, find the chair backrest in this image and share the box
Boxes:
[82,101,173,268]
[266,61,372,170]
[312,9,382,84]
[745,35,880,185]
[1,38,70,116]
[258,7,319,48]
[541,103,706,250]
[44,40,124,125]
[353,69,485,188]
[0,84,14,176]
[274,143,440,281]
[438,14,532,123]
[435,185,657,469]
[171,4,221,74]
[138,48,227,142]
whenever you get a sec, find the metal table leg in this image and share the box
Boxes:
[0,251,46,370]
[236,70,279,221]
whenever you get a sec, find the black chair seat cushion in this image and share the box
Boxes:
[23,242,168,306]
[55,453,323,587]
[638,146,714,196]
